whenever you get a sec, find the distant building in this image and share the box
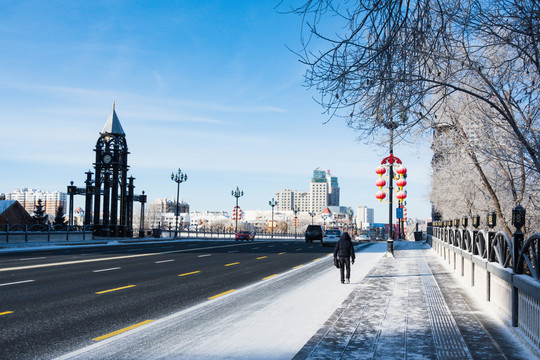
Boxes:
[356,206,374,229]
[276,168,340,213]
[4,188,66,218]
[151,198,189,215]
[148,198,190,229]
[190,211,229,227]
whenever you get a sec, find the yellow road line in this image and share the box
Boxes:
[96,285,136,295]
[93,320,154,341]
[263,274,278,280]
[208,289,236,299]
[0,311,14,316]
[256,256,267,260]
[178,271,201,277]
[278,252,286,255]
[296,248,302,251]
[293,265,303,269]
[225,262,240,266]
[313,258,321,261]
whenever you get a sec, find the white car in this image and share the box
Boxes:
[322,229,342,247]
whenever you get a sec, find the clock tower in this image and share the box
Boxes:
[93,103,132,237]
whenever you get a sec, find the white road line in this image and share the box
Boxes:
[0,280,35,287]
[198,254,212,258]
[227,250,239,253]
[252,247,260,250]
[19,257,46,261]
[127,249,142,252]
[155,259,174,264]
[0,242,262,272]
[93,267,121,273]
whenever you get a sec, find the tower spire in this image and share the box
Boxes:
[101,102,125,135]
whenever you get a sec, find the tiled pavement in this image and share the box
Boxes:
[293,241,538,360]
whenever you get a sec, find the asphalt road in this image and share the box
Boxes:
[0,239,334,360]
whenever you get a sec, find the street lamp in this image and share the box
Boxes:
[293,207,299,239]
[269,198,277,239]
[171,169,187,238]
[308,212,316,225]
[231,186,244,234]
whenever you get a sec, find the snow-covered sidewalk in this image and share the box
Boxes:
[294,241,538,360]
[56,242,387,359]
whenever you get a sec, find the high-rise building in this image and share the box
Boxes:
[275,189,293,212]
[5,188,67,217]
[275,168,340,213]
[356,206,374,229]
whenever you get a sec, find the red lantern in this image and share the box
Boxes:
[396,191,407,201]
[375,166,386,177]
[396,179,407,188]
[375,191,386,202]
[396,166,407,176]
[375,178,386,189]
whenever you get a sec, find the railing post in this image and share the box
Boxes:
[25,224,28,243]
[511,205,526,327]
[47,224,51,242]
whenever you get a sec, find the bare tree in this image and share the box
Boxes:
[285,0,540,171]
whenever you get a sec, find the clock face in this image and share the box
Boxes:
[103,154,112,164]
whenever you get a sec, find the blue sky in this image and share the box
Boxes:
[0,1,433,222]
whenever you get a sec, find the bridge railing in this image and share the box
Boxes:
[427,210,540,348]
[0,224,94,243]
[155,227,300,241]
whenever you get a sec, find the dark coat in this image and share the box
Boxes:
[334,232,355,260]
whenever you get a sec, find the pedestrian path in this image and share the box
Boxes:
[293,241,538,360]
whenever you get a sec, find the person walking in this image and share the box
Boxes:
[334,232,355,284]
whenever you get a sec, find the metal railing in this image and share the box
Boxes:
[0,224,94,243]
[428,208,540,348]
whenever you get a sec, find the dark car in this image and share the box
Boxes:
[305,225,324,243]
[235,231,254,241]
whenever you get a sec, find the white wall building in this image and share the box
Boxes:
[356,206,374,229]
[4,188,67,218]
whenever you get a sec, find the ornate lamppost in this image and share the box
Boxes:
[269,198,277,239]
[231,186,244,234]
[374,127,407,255]
[293,207,299,239]
[171,169,187,238]
[308,211,316,225]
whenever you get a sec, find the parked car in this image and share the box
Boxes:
[235,231,254,241]
[322,229,342,247]
[305,225,324,243]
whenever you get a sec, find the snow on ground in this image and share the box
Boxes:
[56,242,387,360]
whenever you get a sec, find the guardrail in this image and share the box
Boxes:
[155,228,300,241]
[428,212,540,348]
[0,224,94,243]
